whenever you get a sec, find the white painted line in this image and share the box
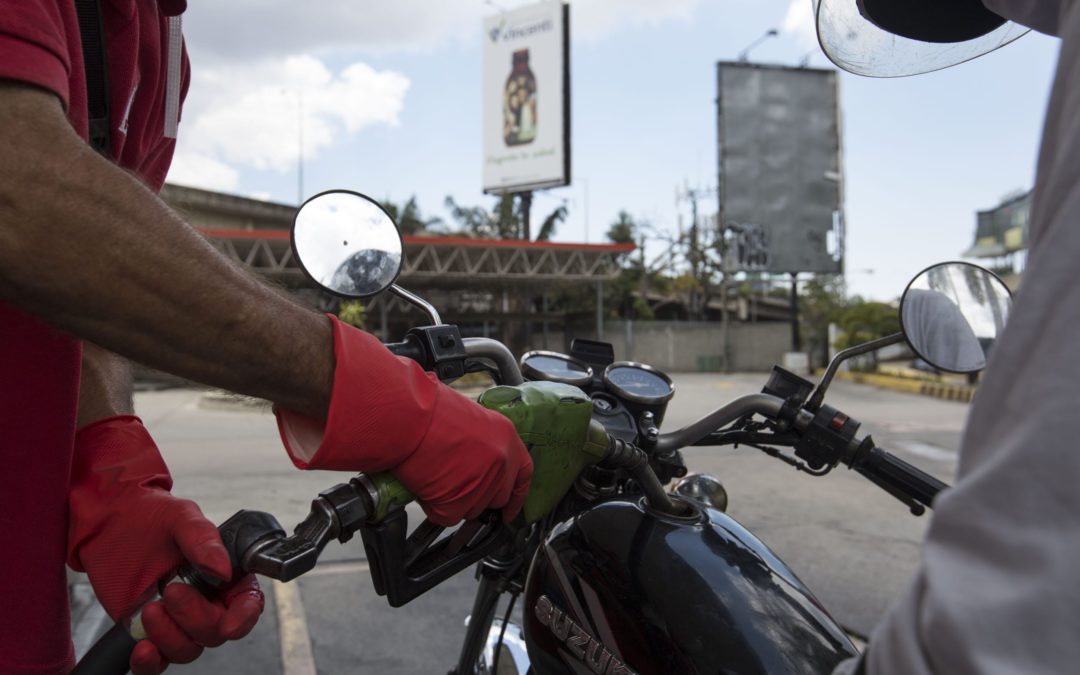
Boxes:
[303,560,370,578]
[894,440,956,462]
[273,579,317,675]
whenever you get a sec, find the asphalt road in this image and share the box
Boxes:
[72,373,969,674]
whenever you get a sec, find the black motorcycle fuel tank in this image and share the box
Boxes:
[523,497,859,674]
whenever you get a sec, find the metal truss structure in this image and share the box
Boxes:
[199,229,633,290]
[403,237,630,284]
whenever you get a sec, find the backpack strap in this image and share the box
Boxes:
[73,0,111,156]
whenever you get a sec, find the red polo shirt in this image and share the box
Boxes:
[0,1,188,671]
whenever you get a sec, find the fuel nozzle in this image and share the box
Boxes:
[229,480,377,583]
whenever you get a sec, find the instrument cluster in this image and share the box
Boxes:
[520,351,675,431]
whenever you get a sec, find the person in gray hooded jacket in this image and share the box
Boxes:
[815,1,1080,673]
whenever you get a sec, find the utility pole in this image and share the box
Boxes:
[519,191,533,240]
[675,184,716,320]
[721,236,735,372]
[790,272,801,352]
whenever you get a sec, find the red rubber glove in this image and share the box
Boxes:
[67,416,264,674]
[276,316,533,526]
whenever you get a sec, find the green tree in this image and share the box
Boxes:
[381,196,444,236]
[444,195,498,237]
[800,275,848,368]
[603,212,662,320]
[535,204,567,242]
[606,210,636,245]
[833,299,901,367]
[443,193,567,241]
[338,300,366,329]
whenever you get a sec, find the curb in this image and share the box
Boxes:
[833,371,976,403]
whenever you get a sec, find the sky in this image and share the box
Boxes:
[167,0,1063,301]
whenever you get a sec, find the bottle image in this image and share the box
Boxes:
[503,49,537,146]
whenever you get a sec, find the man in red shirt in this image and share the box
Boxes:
[0,2,533,673]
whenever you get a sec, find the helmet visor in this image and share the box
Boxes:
[814,0,1030,77]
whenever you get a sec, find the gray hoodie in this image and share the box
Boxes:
[841,2,1080,673]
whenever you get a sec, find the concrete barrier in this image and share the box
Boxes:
[833,371,976,403]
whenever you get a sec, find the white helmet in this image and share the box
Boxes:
[814,0,1031,77]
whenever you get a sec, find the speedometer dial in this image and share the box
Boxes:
[603,362,675,405]
[520,351,593,387]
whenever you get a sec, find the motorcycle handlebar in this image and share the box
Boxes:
[854,445,947,510]
[654,394,786,454]
[385,338,425,363]
[461,338,524,386]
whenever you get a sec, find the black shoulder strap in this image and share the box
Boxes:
[73,0,111,156]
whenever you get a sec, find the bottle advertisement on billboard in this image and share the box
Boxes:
[482,1,570,194]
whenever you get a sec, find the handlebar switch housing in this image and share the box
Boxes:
[408,325,467,381]
[794,404,862,471]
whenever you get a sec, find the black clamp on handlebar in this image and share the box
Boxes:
[407,325,467,381]
[794,404,862,472]
[360,509,510,607]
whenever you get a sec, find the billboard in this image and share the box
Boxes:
[717,63,843,274]
[964,191,1030,258]
[483,1,570,194]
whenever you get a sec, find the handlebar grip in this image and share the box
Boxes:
[385,339,425,364]
[856,446,948,509]
[69,623,137,675]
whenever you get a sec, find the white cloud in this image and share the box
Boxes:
[183,1,487,62]
[172,1,704,190]
[783,0,818,49]
[572,0,702,40]
[175,55,409,175]
[182,1,706,61]
[165,150,239,192]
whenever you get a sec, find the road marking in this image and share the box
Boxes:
[303,560,370,577]
[894,440,956,462]
[273,579,317,675]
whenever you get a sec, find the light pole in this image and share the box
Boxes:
[737,29,779,62]
[282,88,305,205]
[297,89,304,205]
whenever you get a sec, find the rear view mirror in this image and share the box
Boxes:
[900,262,1012,374]
[291,190,403,298]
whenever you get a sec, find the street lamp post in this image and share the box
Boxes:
[738,29,779,62]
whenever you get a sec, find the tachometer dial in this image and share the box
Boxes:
[603,362,675,406]
[520,351,593,387]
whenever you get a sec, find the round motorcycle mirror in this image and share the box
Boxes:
[899,262,1013,374]
[291,190,404,298]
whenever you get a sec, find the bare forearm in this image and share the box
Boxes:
[77,343,135,428]
[0,85,331,418]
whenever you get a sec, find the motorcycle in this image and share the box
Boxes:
[74,190,1012,675]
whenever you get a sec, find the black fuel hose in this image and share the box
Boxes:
[69,624,136,675]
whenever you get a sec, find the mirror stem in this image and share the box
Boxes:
[390,285,443,326]
[807,332,905,411]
